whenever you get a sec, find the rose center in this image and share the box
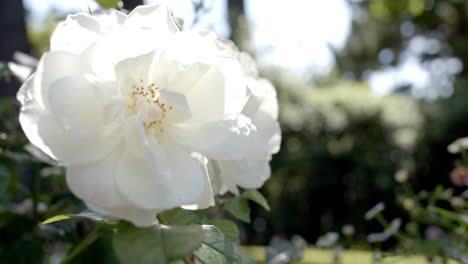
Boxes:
[126,80,173,132]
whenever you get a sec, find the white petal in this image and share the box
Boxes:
[126,4,178,35]
[159,90,191,123]
[239,52,259,77]
[166,62,212,95]
[243,78,279,120]
[103,96,125,123]
[245,111,281,159]
[150,31,216,95]
[67,150,124,207]
[86,202,156,227]
[185,59,246,124]
[115,51,156,95]
[50,13,101,53]
[122,115,147,158]
[217,160,271,190]
[182,154,215,210]
[116,120,207,210]
[168,114,256,160]
[47,76,103,138]
[51,11,128,54]
[36,51,86,108]
[84,74,118,101]
[35,115,122,165]
[152,51,211,95]
[19,70,123,165]
[206,161,236,195]
[18,74,57,159]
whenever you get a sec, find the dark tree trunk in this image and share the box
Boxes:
[122,0,144,11]
[0,0,31,97]
[227,0,245,45]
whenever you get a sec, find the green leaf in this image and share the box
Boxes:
[42,210,118,225]
[158,208,204,226]
[194,226,254,264]
[95,0,121,9]
[208,220,239,242]
[42,215,72,224]
[241,189,270,211]
[223,198,251,223]
[113,222,212,264]
[0,164,10,196]
[194,226,235,264]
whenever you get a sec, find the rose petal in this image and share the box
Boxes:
[116,118,207,210]
[182,154,215,210]
[86,202,156,227]
[168,114,256,160]
[243,78,279,120]
[36,114,122,165]
[47,76,103,138]
[67,149,125,208]
[115,51,156,95]
[217,160,271,190]
[36,51,86,108]
[159,90,191,123]
[50,13,102,53]
[185,57,247,124]
[18,74,57,159]
[126,4,178,35]
[245,111,281,159]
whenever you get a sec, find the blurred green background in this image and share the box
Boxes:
[1,0,468,262]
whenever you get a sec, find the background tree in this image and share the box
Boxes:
[122,0,143,11]
[0,0,31,97]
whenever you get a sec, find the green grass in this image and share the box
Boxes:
[240,246,458,264]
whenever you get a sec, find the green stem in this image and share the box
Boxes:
[402,182,415,197]
[460,149,468,167]
[429,205,468,227]
[375,214,405,241]
[32,172,39,220]
[61,224,102,264]
[375,214,389,228]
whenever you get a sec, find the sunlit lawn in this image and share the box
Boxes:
[241,246,457,264]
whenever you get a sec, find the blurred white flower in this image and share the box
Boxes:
[386,218,402,235]
[402,198,416,211]
[18,4,255,226]
[8,52,38,82]
[367,232,388,243]
[448,137,468,154]
[367,218,401,243]
[365,202,385,220]
[394,169,408,183]
[341,224,355,236]
[316,232,339,248]
[208,40,281,195]
[450,197,464,208]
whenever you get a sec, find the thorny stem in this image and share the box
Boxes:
[60,224,102,264]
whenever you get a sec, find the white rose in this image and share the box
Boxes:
[17,5,254,226]
[209,40,281,195]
